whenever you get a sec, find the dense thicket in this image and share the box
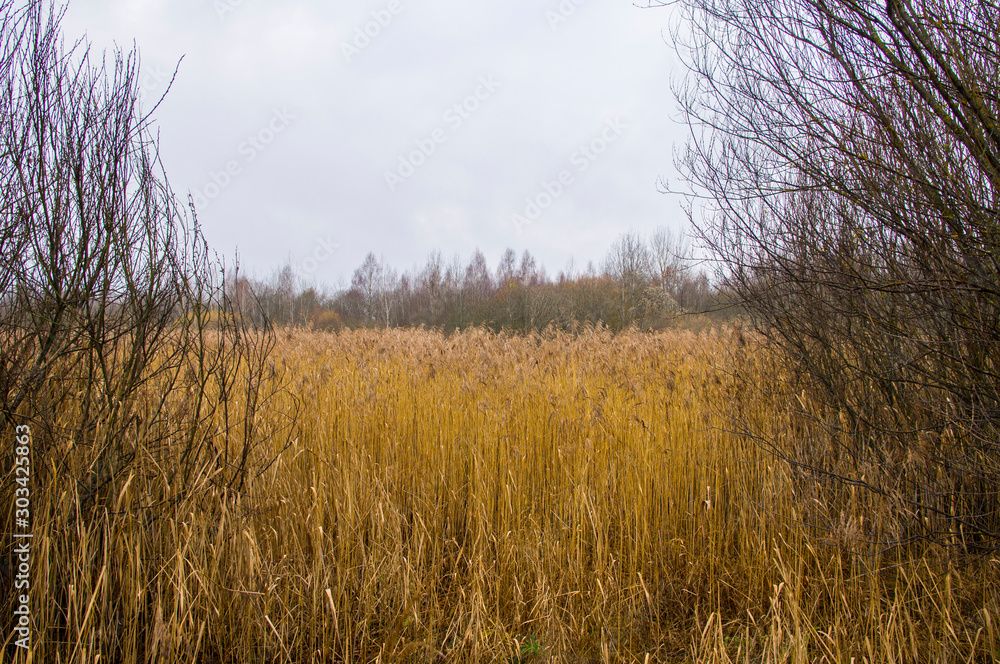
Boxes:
[668,0,1000,550]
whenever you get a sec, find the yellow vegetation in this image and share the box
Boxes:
[19,327,999,662]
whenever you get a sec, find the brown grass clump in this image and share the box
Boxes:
[9,327,999,662]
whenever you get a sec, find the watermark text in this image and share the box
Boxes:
[191,108,297,210]
[384,76,502,192]
[512,116,628,233]
[11,424,32,650]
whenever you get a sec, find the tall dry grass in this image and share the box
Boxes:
[7,327,998,662]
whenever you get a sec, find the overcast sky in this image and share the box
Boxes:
[62,0,688,287]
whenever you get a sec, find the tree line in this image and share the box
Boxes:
[237,229,728,333]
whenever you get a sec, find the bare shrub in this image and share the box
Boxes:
[666,0,1000,549]
[0,2,289,656]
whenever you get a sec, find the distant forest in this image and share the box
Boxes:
[235,229,733,332]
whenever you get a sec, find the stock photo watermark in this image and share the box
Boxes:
[341,0,405,63]
[546,0,589,30]
[214,0,246,20]
[512,116,628,233]
[384,75,502,192]
[190,108,297,211]
[298,235,342,277]
[11,424,32,651]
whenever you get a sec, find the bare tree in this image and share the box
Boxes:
[0,0,285,484]
[650,226,688,296]
[518,250,539,285]
[350,252,397,326]
[419,251,444,324]
[464,248,493,299]
[496,247,517,285]
[376,260,399,327]
[1,6,289,656]
[603,232,654,328]
[667,0,1000,549]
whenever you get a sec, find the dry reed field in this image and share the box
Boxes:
[12,327,1000,663]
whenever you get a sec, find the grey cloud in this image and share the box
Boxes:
[62,0,688,283]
